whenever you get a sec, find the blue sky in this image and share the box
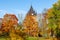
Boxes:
[0,0,57,18]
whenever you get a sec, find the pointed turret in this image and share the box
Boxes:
[27,6,37,16]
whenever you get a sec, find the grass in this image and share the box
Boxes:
[0,36,10,40]
[0,37,7,40]
[26,37,38,40]
[0,36,57,40]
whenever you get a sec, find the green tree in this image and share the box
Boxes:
[47,0,60,38]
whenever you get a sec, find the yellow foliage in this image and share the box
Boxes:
[9,28,24,40]
[1,14,18,32]
[23,15,39,37]
[47,8,54,19]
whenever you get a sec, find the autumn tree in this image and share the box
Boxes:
[47,0,60,38]
[1,14,18,32]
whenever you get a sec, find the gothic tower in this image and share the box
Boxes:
[23,6,39,37]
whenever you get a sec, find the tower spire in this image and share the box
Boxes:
[27,5,37,16]
[30,5,33,11]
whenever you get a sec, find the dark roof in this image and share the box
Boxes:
[27,6,37,16]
